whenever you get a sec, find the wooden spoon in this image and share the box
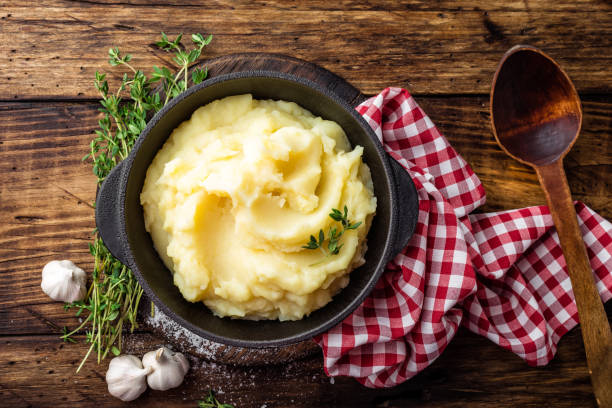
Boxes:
[490,45,612,407]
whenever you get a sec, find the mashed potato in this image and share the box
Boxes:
[140,94,376,320]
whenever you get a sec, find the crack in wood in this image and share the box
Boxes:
[13,215,46,222]
[23,306,63,332]
[63,0,202,7]
[65,13,103,32]
[0,383,32,407]
[113,23,135,31]
[0,252,80,264]
[54,185,95,209]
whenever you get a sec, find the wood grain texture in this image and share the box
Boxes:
[2,1,612,406]
[490,46,612,407]
[199,53,366,106]
[141,304,321,366]
[2,96,610,336]
[27,0,612,10]
[0,324,607,408]
[537,162,612,408]
[1,0,611,98]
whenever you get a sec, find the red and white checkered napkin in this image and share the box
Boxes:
[314,87,612,388]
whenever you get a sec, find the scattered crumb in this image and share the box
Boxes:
[144,304,316,365]
[145,305,222,359]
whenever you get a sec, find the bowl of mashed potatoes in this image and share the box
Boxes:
[96,71,418,347]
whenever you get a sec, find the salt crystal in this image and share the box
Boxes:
[145,304,222,359]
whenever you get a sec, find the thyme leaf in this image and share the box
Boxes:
[302,205,362,259]
[197,390,235,408]
[64,32,212,372]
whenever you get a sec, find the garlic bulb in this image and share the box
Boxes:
[106,355,152,401]
[142,347,189,391]
[41,260,87,302]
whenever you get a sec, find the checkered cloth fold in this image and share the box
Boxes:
[315,88,612,388]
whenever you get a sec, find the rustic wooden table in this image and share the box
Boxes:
[1,1,611,407]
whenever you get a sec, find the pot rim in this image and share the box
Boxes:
[113,70,400,347]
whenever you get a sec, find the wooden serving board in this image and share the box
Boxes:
[141,52,367,366]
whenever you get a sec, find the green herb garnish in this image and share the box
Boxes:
[62,32,212,372]
[302,205,362,259]
[154,32,212,104]
[197,390,235,408]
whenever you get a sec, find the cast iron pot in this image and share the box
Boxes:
[96,71,419,348]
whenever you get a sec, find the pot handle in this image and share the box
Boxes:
[95,160,129,264]
[388,156,419,260]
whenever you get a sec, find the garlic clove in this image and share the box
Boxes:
[106,355,152,402]
[142,346,190,391]
[41,260,87,303]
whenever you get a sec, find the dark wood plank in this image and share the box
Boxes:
[1,1,611,406]
[1,1,611,98]
[418,95,612,217]
[1,94,610,335]
[0,102,98,335]
[43,0,612,11]
[1,65,609,403]
[174,53,364,107]
[0,324,603,407]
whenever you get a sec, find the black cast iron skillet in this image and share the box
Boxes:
[96,71,418,348]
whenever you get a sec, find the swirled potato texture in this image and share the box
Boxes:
[141,94,376,320]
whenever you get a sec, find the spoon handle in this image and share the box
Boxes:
[536,160,612,407]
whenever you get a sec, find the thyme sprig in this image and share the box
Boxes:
[197,390,235,408]
[154,32,212,104]
[62,240,143,372]
[303,206,362,258]
[63,32,212,372]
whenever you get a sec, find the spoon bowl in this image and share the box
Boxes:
[491,45,582,165]
[491,45,612,407]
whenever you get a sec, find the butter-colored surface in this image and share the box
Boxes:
[141,94,377,320]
